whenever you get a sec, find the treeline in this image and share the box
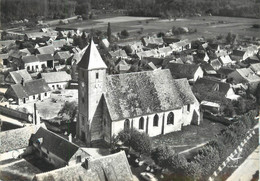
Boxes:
[1,0,259,24]
[0,0,77,23]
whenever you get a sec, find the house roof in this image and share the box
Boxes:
[194,77,231,96]
[36,54,54,62]
[143,57,164,66]
[210,59,222,70]
[109,49,128,58]
[158,46,172,54]
[8,50,28,59]
[22,55,39,63]
[0,124,46,153]
[30,127,80,162]
[5,79,51,99]
[33,151,132,181]
[0,40,16,48]
[54,51,71,60]
[232,50,246,57]
[37,45,55,54]
[250,63,260,73]
[136,49,158,59]
[234,68,260,82]
[87,151,133,181]
[166,63,201,79]
[19,48,31,55]
[78,40,107,70]
[142,36,164,46]
[201,63,217,74]
[217,67,235,76]
[219,55,232,65]
[41,71,71,84]
[8,69,32,84]
[33,165,99,181]
[0,53,9,60]
[104,69,197,121]
[52,39,67,49]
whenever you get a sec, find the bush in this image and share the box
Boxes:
[151,145,175,167]
[252,24,260,28]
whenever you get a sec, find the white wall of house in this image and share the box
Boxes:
[17,92,50,105]
[25,62,46,72]
[48,82,68,90]
[194,67,204,82]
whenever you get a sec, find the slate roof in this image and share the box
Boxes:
[104,69,197,121]
[143,57,164,66]
[36,54,54,62]
[233,68,260,82]
[41,71,71,83]
[37,45,55,55]
[87,151,133,181]
[8,69,32,84]
[33,165,99,181]
[0,124,46,153]
[30,127,80,162]
[33,151,132,181]
[109,49,128,58]
[0,53,9,60]
[54,51,71,60]
[22,55,39,63]
[78,40,107,70]
[52,39,67,49]
[166,63,201,79]
[232,50,246,57]
[250,63,260,73]
[194,78,231,95]
[5,79,51,99]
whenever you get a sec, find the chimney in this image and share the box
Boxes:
[21,78,25,86]
[84,158,90,169]
[68,134,72,142]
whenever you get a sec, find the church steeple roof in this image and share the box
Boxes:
[78,39,107,70]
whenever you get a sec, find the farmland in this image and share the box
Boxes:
[57,15,260,40]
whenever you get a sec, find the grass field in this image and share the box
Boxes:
[57,15,260,40]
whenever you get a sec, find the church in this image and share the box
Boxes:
[77,40,200,146]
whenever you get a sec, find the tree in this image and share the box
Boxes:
[107,22,112,42]
[117,129,152,155]
[157,32,165,38]
[151,145,175,167]
[58,101,78,123]
[121,29,129,38]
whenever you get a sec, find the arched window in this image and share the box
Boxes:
[124,119,130,130]
[153,114,159,127]
[167,112,174,125]
[139,117,144,130]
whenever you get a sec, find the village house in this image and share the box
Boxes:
[0,53,9,67]
[54,51,71,65]
[115,59,131,73]
[8,50,29,66]
[21,55,46,72]
[36,54,54,68]
[141,36,164,48]
[194,77,239,100]
[166,63,204,83]
[170,39,191,52]
[109,49,128,59]
[51,39,67,50]
[219,54,233,66]
[158,46,173,57]
[0,124,46,154]
[26,127,90,168]
[228,68,260,93]
[77,40,200,146]
[32,151,133,181]
[118,41,143,55]
[249,63,260,75]
[136,49,159,59]
[4,79,51,105]
[5,69,32,84]
[36,45,55,55]
[100,38,110,49]
[208,43,220,52]
[0,40,16,51]
[40,71,72,90]
[201,63,217,76]
[209,58,222,70]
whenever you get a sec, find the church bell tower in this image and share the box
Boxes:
[77,39,107,146]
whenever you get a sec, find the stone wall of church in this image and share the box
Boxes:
[90,99,104,141]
